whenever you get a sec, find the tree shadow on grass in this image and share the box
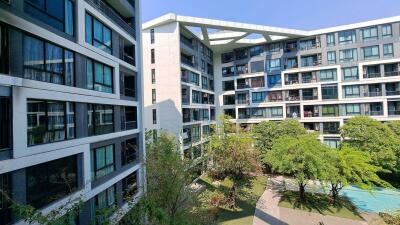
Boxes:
[279,191,363,220]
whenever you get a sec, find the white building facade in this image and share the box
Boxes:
[0,0,144,224]
[143,14,400,149]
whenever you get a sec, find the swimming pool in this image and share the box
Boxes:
[341,186,400,213]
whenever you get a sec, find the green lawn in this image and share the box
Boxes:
[278,191,363,221]
[198,175,268,225]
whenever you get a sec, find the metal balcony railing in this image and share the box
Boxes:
[384,71,400,77]
[85,0,136,38]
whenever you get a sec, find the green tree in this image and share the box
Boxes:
[253,119,307,155]
[207,115,260,208]
[325,146,390,203]
[264,134,328,200]
[340,116,399,171]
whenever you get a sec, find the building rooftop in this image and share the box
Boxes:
[143,13,400,52]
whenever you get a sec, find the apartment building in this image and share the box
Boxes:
[143,16,216,159]
[143,14,400,149]
[0,0,144,224]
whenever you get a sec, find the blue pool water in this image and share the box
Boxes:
[340,186,400,213]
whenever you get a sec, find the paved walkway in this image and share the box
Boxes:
[252,176,372,225]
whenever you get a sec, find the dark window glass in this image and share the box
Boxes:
[88,104,114,136]
[152,109,157,124]
[151,49,155,64]
[0,87,11,152]
[27,99,75,146]
[152,89,156,104]
[26,155,78,208]
[122,171,138,202]
[92,185,116,222]
[321,85,338,100]
[85,13,112,54]
[150,29,155,44]
[121,106,137,130]
[86,59,113,93]
[24,35,74,85]
[24,0,74,35]
[122,138,138,166]
[0,23,9,74]
[0,173,11,225]
[91,145,114,181]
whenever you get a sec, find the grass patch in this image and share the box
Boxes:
[278,191,363,221]
[198,175,267,225]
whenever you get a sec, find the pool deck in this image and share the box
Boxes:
[253,176,386,225]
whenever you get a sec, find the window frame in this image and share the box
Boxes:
[87,104,114,136]
[86,58,113,93]
[85,12,112,54]
[383,43,394,58]
[91,144,115,180]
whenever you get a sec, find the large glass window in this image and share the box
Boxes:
[342,67,358,81]
[268,107,283,118]
[27,99,75,146]
[0,23,9,74]
[362,46,380,60]
[321,85,338,100]
[326,33,335,46]
[252,91,267,103]
[0,87,11,152]
[249,46,264,57]
[85,13,112,54]
[24,35,74,86]
[26,155,78,208]
[250,60,264,73]
[92,185,116,219]
[382,24,392,38]
[88,104,114,136]
[383,43,394,58]
[91,145,114,181]
[322,105,339,116]
[223,80,234,91]
[327,51,336,64]
[361,27,378,41]
[222,66,235,77]
[24,0,74,35]
[338,30,356,44]
[121,106,137,130]
[268,43,281,53]
[267,58,281,71]
[339,48,358,62]
[345,104,361,115]
[344,85,360,98]
[319,69,337,81]
[122,138,138,166]
[267,74,281,87]
[86,59,113,93]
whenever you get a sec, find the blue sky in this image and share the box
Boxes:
[142,0,400,30]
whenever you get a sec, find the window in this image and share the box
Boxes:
[122,172,138,201]
[26,155,78,208]
[267,74,281,87]
[321,85,338,100]
[267,58,281,71]
[0,173,11,225]
[383,43,394,58]
[286,58,297,69]
[121,106,137,130]
[201,60,205,71]
[223,80,234,91]
[93,185,116,218]
[322,105,339,116]
[342,67,358,81]
[382,24,392,38]
[252,91,267,103]
[150,28,155,44]
[323,122,340,134]
[338,30,356,44]
[24,35,74,86]
[202,76,208,89]
[85,13,112,54]
[223,95,235,105]
[362,27,378,41]
[268,43,281,53]
[344,85,360,98]
[362,46,379,60]
[189,71,199,85]
[122,138,138,166]
[269,107,283,118]
[235,49,248,60]
[0,87,11,152]
[345,104,361,115]
[152,109,157,124]
[250,45,264,57]
[152,89,156,104]
[151,69,155,84]
[27,99,75,146]
[236,64,248,75]
[24,0,74,35]
[0,23,9,74]
[339,48,358,62]
[222,66,235,77]
[191,126,200,142]
[251,108,266,118]
[327,51,336,64]
[88,104,114,136]
[91,145,114,180]
[192,90,200,104]
[326,33,335,46]
[221,52,234,63]
[319,69,337,81]
[86,59,113,93]
[324,138,340,149]
[250,60,264,73]
[151,49,155,64]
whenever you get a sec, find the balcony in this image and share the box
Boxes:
[181,54,196,68]
[303,105,319,117]
[286,105,300,119]
[85,0,136,38]
[299,39,320,51]
[301,54,322,67]
[120,38,135,66]
[285,90,300,101]
[388,101,400,116]
[121,106,137,131]
[181,35,194,49]
[120,72,136,98]
[363,65,381,78]
[384,63,400,77]
[284,42,297,53]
